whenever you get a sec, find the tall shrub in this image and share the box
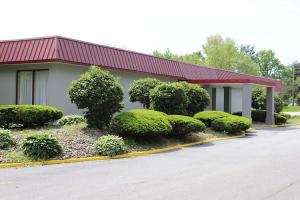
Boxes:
[68,66,124,128]
[172,82,210,115]
[150,83,188,115]
[128,78,162,108]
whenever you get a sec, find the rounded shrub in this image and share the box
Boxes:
[129,78,162,108]
[233,110,289,125]
[274,113,287,125]
[0,105,63,128]
[172,82,210,116]
[57,115,86,126]
[0,129,15,149]
[194,111,231,127]
[167,115,206,136]
[150,83,188,115]
[211,115,251,134]
[110,109,172,137]
[68,66,124,128]
[21,133,63,160]
[93,135,128,156]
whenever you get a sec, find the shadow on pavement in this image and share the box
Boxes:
[187,142,215,148]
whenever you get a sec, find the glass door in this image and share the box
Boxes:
[17,70,49,105]
[17,71,33,104]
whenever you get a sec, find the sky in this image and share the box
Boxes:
[0,0,299,65]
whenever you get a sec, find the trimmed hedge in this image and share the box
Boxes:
[193,111,231,127]
[110,109,172,137]
[150,83,188,115]
[93,135,128,156]
[274,113,288,125]
[172,82,210,116]
[211,115,251,134]
[233,110,288,125]
[129,78,162,109]
[57,115,86,126]
[21,133,63,160]
[0,129,15,149]
[0,105,63,128]
[167,115,206,136]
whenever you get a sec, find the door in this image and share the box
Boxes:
[17,70,49,105]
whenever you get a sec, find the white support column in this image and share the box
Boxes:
[242,84,252,119]
[266,87,275,125]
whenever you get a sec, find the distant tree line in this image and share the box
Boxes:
[153,34,298,105]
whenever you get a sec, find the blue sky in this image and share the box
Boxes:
[0,0,299,65]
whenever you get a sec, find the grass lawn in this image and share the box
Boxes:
[282,106,300,112]
[0,123,235,164]
[287,116,300,125]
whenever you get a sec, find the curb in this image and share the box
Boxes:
[251,123,300,130]
[0,135,245,169]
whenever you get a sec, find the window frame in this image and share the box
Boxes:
[16,69,49,105]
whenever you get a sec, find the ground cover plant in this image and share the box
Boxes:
[93,135,128,156]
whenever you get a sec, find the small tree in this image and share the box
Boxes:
[252,87,284,113]
[150,83,187,114]
[68,66,124,128]
[172,82,210,115]
[128,78,162,108]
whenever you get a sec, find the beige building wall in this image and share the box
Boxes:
[0,63,176,115]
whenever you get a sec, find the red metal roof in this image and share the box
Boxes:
[0,36,283,92]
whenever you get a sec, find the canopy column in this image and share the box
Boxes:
[266,87,275,125]
[242,84,252,119]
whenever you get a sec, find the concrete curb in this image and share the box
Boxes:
[0,135,245,169]
[251,123,300,130]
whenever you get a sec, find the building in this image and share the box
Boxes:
[0,36,283,124]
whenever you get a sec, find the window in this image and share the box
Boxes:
[17,70,49,105]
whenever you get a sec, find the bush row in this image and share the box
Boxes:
[194,111,251,134]
[0,105,63,128]
[129,79,210,116]
[110,109,206,138]
[232,110,288,125]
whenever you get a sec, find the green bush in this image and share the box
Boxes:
[57,115,86,126]
[68,66,124,128]
[167,115,206,136]
[252,88,284,113]
[0,129,15,149]
[233,110,288,125]
[194,111,231,127]
[172,82,210,116]
[129,78,162,108]
[21,133,63,160]
[279,113,291,119]
[211,115,251,134]
[93,135,128,156]
[274,113,288,125]
[150,83,188,115]
[110,109,172,137]
[0,105,63,128]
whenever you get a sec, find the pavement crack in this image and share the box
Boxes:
[262,178,300,200]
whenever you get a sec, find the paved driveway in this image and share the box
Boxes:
[1,126,300,200]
